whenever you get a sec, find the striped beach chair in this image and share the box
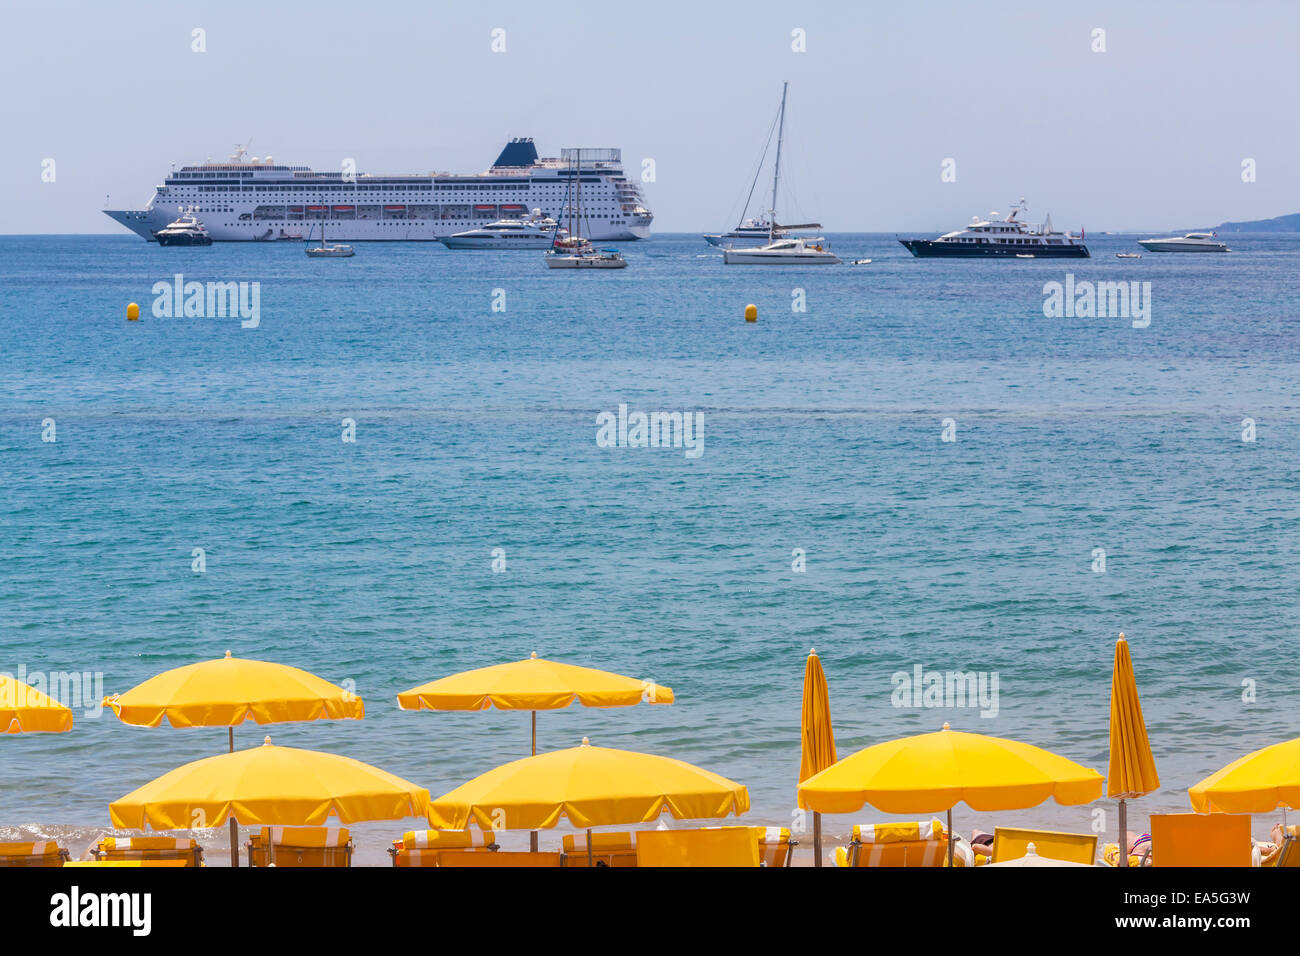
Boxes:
[832,818,960,868]
[755,826,797,867]
[248,826,352,867]
[91,836,204,867]
[388,828,497,867]
[0,840,71,867]
[561,831,637,867]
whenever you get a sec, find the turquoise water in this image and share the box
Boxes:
[2,233,1298,863]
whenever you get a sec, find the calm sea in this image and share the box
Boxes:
[2,232,1298,863]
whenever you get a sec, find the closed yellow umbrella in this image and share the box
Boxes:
[1107,633,1160,866]
[105,650,365,865]
[399,652,673,851]
[798,649,836,867]
[110,736,430,833]
[428,737,747,865]
[1190,737,1300,816]
[1,674,73,734]
[799,723,1104,866]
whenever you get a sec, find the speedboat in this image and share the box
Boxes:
[1116,253,1142,259]
[153,208,212,246]
[442,211,566,249]
[1137,232,1229,252]
[723,236,840,265]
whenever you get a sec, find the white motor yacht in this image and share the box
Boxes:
[443,211,566,249]
[1137,232,1230,252]
[153,207,212,246]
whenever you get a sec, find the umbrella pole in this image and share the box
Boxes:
[813,811,822,867]
[1119,798,1128,868]
[529,711,539,853]
[227,727,239,867]
[587,829,594,868]
[947,809,955,868]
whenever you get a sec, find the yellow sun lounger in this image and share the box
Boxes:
[388,829,498,867]
[91,837,204,867]
[436,850,562,868]
[0,840,71,867]
[1148,813,1252,867]
[635,826,760,867]
[561,831,637,868]
[247,826,352,867]
[992,827,1098,865]
[832,818,965,867]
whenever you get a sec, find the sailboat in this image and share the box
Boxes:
[543,148,627,269]
[305,218,354,257]
[723,83,840,265]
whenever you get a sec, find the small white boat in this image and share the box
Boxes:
[1116,253,1142,259]
[723,236,840,265]
[850,258,872,265]
[1137,232,1229,253]
[1015,253,1035,259]
[305,222,354,257]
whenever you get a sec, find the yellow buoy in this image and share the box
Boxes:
[744,303,757,322]
[126,302,140,321]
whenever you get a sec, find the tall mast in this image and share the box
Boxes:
[769,82,788,242]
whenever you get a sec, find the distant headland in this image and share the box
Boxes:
[1209,212,1300,233]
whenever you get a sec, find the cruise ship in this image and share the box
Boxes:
[104,139,652,242]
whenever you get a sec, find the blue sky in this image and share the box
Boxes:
[1,0,1296,233]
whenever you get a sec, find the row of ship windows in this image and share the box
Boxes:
[949,237,1049,244]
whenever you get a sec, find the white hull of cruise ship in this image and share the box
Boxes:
[104,139,653,243]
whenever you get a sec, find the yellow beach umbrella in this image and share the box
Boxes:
[398,652,673,851]
[799,723,1104,866]
[1107,633,1160,866]
[798,649,836,867]
[1,674,73,734]
[428,737,747,865]
[111,736,430,838]
[106,650,364,729]
[1190,736,1300,816]
[105,650,364,865]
